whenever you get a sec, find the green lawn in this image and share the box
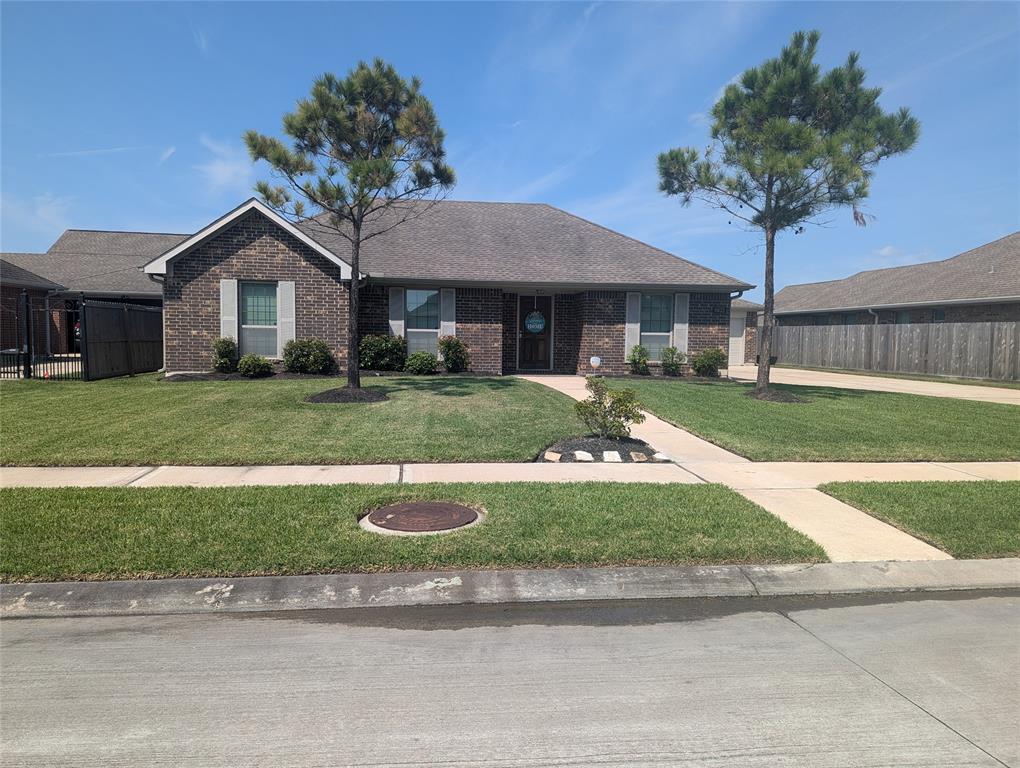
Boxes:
[0,483,826,582]
[821,481,1020,559]
[0,375,583,466]
[775,364,1020,391]
[620,378,1020,461]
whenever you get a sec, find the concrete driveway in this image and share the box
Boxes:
[727,364,1020,405]
[2,592,1017,767]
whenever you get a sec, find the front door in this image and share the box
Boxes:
[519,295,552,370]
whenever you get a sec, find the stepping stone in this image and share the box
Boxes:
[651,452,672,462]
[630,452,648,462]
[544,451,562,462]
[573,450,594,462]
[602,451,622,463]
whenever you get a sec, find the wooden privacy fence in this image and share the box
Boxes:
[773,321,1020,381]
[82,300,163,380]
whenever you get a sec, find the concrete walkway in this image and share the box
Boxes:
[728,364,1020,405]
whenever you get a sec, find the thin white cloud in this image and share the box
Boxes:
[192,26,210,55]
[0,193,72,248]
[883,28,1016,93]
[194,135,254,196]
[867,244,934,267]
[40,146,140,158]
[158,146,177,165]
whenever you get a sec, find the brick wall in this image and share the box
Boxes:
[358,283,390,337]
[163,210,349,372]
[0,286,70,354]
[688,292,730,363]
[501,293,518,374]
[553,293,581,373]
[577,290,627,375]
[743,311,758,364]
[455,287,502,374]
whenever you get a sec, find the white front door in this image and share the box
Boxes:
[728,313,745,364]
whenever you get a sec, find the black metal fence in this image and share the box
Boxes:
[0,291,163,381]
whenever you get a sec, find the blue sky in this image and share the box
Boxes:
[2,1,1017,298]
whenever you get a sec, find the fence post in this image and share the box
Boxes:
[122,304,135,376]
[79,296,90,381]
[19,290,32,379]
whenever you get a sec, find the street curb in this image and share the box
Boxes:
[3,559,1018,618]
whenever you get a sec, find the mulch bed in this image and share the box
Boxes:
[305,387,390,404]
[537,436,658,463]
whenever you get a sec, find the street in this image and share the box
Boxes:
[2,592,1017,767]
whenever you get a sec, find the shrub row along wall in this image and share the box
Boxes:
[774,321,1020,381]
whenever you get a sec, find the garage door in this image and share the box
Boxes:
[728,313,745,364]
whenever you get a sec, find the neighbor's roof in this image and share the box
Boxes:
[4,230,187,296]
[298,200,752,290]
[732,297,763,312]
[0,255,63,290]
[775,232,1020,314]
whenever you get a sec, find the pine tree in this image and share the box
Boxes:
[246,60,454,388]
[658,31,919,395]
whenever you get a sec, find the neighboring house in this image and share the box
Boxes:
[142,198,753,375]
[2,229,181,305]
[0,257,64,351]
[774,232,1020,325]
[729,297,762,365]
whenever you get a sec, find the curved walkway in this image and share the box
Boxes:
[727,364,1020,405]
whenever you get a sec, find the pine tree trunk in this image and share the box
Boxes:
[755,227,776,393]
[347,233,361,389]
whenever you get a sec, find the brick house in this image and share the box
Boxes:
[729,297,762,365]
[0,258,64,352]
[143,198,753,375]
[774,232,1020,326]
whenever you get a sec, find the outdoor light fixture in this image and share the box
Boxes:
[590,356,601,369]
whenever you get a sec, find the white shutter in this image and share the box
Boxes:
[440,288,456,337]
[388,287,405,336]
[625,292,641,353]
[219,279,237,340]
[673,293,689,353]
[277,281,296,358]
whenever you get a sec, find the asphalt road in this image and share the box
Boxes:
[2,592,1017,767]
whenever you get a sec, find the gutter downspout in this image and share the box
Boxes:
[867,308,879,325]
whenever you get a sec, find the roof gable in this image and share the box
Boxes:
[143,199,354,278]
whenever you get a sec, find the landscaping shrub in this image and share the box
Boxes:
[211,337,237,373]
[404,351,439,375]
[627,344,650,375]
[574,375,646,439]
[359,334,407,371]
[661,346,685,377]
[283,338,335,374]
[438,335,470,373]
[237,353,273,378]
[691,347,727,377]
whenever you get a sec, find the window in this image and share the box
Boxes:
[405,289,440,354]
[239,282,278,357]
[813,315,829,326]
[640,294,672,361]
[934,308,946,323]
[833,313,846,326]
[896,310,912,324]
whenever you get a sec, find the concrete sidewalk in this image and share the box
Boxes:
[4,559,1018,618]
[728,364,1020,405]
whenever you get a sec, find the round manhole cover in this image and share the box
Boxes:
[365,502,480,533]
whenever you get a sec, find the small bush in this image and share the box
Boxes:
[283,338,335,374]
[359,334,407,371]
[237,353,273,378]
[627,345,650,375]
[438,335,470,373]
[404,351,439,375]
[574,376,646,439]
[211,337,237,373]
[661,346,685,377]
[691,347,727,377]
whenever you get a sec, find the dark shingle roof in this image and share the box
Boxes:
[4,230,187,296]
[300,200,751,290]
[775,232,1020,314]
[0,256,63,290]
